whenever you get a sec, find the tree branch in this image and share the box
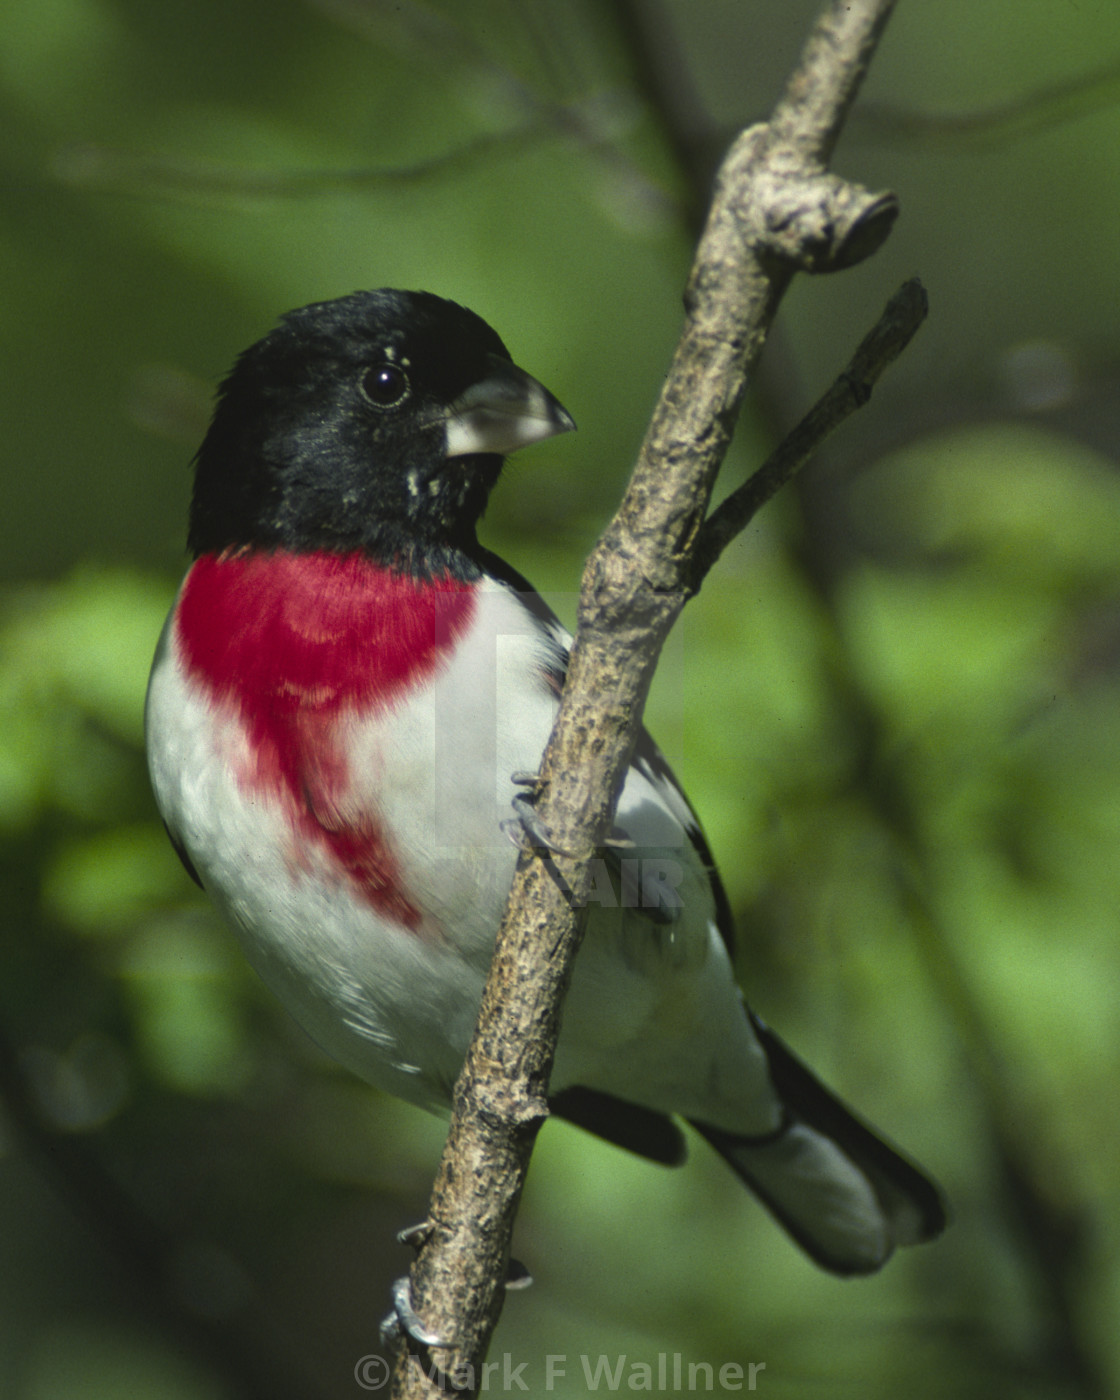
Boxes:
[689,276,928,590]
[389,3,908,1393]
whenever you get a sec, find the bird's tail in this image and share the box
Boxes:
[693,1018,947,1275]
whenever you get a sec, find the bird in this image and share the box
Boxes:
[146,287,945,1293]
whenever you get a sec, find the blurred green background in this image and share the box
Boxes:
[3,1,1120,1396]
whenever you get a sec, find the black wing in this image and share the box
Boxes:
[476,545,736,955]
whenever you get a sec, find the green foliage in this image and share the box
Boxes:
[2,3,1120,1398]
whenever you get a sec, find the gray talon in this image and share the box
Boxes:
[379,1276,448,1350]
[505,1257,533,1290]
[510,793,577,858]
[500,816,533,851]
[396,1221,433,1249]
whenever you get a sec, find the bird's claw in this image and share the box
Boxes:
[396,1221,433,1249]
[378,1226,530,1350]
[502,786,577,858]
[505,1257,533,1290]
[379,1224,449,1350]
[379,1276,449,1351]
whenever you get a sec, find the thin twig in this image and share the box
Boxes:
[52,129,544,201]
[856,55,1120,148]
[690,277,928,589]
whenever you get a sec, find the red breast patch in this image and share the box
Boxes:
[174,550,476,929]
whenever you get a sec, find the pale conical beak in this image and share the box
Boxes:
[444,353,576,459]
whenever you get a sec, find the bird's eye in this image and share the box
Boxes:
[361,362,410,408]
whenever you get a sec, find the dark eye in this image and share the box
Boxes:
[361,362,410,408]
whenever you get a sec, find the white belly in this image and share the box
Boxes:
[146,576,774,1132]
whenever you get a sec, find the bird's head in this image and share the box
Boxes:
[187,288,574,573]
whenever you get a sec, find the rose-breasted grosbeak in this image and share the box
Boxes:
[146,289,945,1276]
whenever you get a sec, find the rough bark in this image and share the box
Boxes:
[389,4,917,1394]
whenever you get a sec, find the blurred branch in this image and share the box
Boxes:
[53,93,677,223]
[855,54,1120,147]
[53,2,684,222]
[52,130,546,201]
[308,0,549,103]
[308,0,668,204]
[0,1021,324,1400]
[894,875,1108,1400]
[389,2,908,1396]
[613,0,718,230]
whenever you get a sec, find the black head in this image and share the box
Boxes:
[187,289,574,575]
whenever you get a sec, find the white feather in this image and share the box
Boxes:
[146,576,775,1128]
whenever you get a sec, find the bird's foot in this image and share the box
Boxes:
[378,1225,531,1350]
[501,774,577,857]
[505,1257,533,1291]
[379,1224,448,1351]
[396,1221,433,1249]
[379,1276,448,1351]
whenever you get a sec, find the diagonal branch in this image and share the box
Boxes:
[690,276,928,591]
[389,2,909,1394]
